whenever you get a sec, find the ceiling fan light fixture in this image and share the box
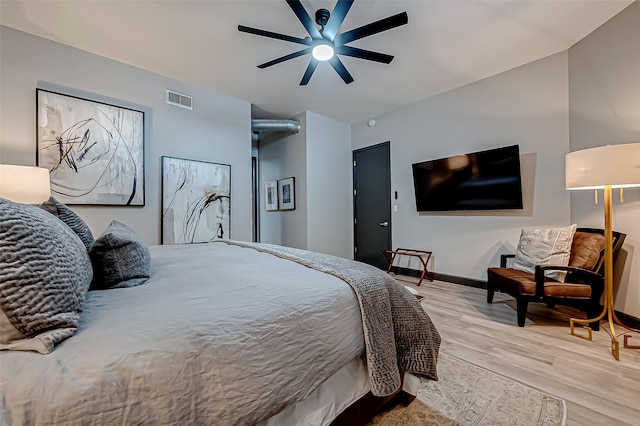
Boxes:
[312,43,334,61]
[238,1,408,84]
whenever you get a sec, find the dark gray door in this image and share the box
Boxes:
[353,142,391,269]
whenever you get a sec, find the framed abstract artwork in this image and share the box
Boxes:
[278,177,295,210]
[161,156,231,244]
[36,88,145,205]
[264,180,278,211]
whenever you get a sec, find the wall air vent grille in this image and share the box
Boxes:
[166,89,193,110]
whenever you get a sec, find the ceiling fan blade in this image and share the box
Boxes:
[335,46,394,64]
[300,59,319,85]
[238,25,312,46]
[286,0,322,39]
[322,0,354,41]
[335,12,408,45]
[258,48,313,69]
[329,56,354,84]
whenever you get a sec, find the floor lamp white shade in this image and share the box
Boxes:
[566,143,640,190]
[0,164,51,204]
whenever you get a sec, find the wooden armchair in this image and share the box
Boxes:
[486,228,626,328]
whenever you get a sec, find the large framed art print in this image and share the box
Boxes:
[36,89,145,206]
[162,156,231,244]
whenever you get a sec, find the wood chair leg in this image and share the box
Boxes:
[587,304,601,331]
[516,298,528,327]
[487,282,495,303]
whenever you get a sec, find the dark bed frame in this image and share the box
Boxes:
[330,372,415,425]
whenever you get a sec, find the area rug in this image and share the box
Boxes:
[371,353,566,426]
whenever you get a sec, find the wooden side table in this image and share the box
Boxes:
[383,248,433,286]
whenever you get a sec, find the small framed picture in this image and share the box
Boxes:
[264,180,278,211]
[278,177,295,211]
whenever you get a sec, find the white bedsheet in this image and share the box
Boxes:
[0,243,365,425]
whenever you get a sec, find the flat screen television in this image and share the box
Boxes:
[412,145,523,211]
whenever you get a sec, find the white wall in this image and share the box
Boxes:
[257,111,352,257]
[568,2,640,317]
[352,52,571,280]
[258,112,308,249]
[0,26,252,245]
[306,111,352,258]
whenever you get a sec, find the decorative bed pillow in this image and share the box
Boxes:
[512,224,577,282]
[89,220,151,290]
[0,198,93,354]
[40,197,94,251]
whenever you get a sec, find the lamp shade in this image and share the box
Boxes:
[0,164,51,204]
[566,143,640,190]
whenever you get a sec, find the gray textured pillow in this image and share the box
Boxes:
[40,197,94,251]
[512,224,577,282]
[0,198,93,354]
[89,220,151,290]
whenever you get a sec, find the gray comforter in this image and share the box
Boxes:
[0,242,439,425]
[223,241,441,396]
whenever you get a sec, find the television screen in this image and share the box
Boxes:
[412,145,523,211]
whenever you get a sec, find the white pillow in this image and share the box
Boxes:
[512,224,577,282]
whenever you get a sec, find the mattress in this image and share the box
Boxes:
[261,356,420,426]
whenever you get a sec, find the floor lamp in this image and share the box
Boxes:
[565,143,640,360]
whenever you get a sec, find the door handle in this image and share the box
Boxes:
[379,221,389,227]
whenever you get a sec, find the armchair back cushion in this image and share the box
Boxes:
[568,231,605,271]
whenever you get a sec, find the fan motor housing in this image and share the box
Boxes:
[315,9,330,27]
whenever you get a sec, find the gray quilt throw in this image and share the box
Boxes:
[221,241,441,397]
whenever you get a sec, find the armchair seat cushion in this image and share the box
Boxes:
[487,267,592,299]
[487,267,535,295]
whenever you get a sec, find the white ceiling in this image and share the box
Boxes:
[0,0,633,124]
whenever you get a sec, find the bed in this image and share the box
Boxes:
[0,198,441,425]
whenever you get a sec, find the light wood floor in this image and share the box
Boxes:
[396,275,640,426]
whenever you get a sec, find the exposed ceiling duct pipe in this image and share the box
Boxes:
[251,119,301,134]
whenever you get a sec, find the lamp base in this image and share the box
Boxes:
[569,315,636,360]
[624,335,640,349]
[570,311,620,360]
[569,185,639,360]
[613,310,640,350]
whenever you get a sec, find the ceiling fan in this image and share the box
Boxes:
[238,0,408,85]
